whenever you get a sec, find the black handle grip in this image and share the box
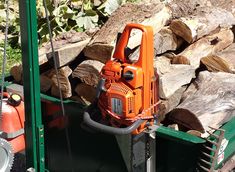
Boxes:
[83,111,144,135]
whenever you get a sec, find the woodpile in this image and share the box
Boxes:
[10,0,235,137]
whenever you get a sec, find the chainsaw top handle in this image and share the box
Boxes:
[83,111,144,135]
[113,23,154,67]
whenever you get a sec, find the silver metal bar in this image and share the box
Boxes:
[199,158,212,166]
[198,163,210,172]
[203,145,216,152]
[201,152,214,159]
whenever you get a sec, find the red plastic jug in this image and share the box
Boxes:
[0,92,25,153]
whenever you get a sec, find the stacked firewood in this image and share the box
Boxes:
[10,0,235,136]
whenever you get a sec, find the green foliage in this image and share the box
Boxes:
[0,0,138,72]
[0,1,21,72]
[0,1,20,46]
[0,43,21,73]
[36,0,126,43]
[0,0,127,45]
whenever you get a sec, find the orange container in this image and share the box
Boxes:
[0,92,25,153]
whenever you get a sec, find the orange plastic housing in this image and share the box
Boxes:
[0,93,25,153]
[98,23,158,134]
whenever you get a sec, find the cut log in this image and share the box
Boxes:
[153,56,195,99]
[158,86,186,122]
[40,74,53,93]
[39,54,49,66]
[158,64,195,99]
[70,96,89,105]
[75,83,97,104]
[166,0,210,18]
[38,31,90,67]
[180,82,198,102]
[169,7,235,43]
[208,0,235,16]
[84,2,172,63]
[46,38,90,67]
[72,60,104,87]
[10,63,23,83]
[172,28,234,68]
[163,71,235,136]
[49,66,72,98]
[129,27,184,62]
[201,43,235,73]
[154,56,172,76]
[154,27,184,55]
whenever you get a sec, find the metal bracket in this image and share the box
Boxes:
[0,129,24,139]
[145,125,159,139]
[27,168,35,172]
[37,125,45,171]
[197,126,225,172]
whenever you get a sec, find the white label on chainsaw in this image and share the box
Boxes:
[217,152,224,164]
[218,139,229,155]
[111,98,123,115]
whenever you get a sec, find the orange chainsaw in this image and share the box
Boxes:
[84,23,159,135]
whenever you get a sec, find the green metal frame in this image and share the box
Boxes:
[214,117,235,169]
[19,0,45,171]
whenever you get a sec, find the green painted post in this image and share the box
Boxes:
[19,0,45,171]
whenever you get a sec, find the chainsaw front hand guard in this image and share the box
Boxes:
[83,111,144,135]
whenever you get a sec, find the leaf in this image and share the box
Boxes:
[83,0,93,11]
[55,16,64,26]
[85,9,97,16]
[75,12,98,29]
[70,0,83,9]
[98,0,124,15]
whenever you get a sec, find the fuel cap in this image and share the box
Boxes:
[7,93,22,106]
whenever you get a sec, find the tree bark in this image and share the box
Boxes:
[154,27,184,55]
[159,86,186,122]
[38,31,90,67]
[201,43,235,73]
[169,7,235,43]
[129,27,184,62]
[158,64,195,99]
[84,2,172,63]
[10,63,23,83]
[72,60,104,87]
[40,74,53,93]
[75,83,97,104]
[49,66,73,98]
[46,39,90,67]
[153,55,195,99]
[172,28,234,68]
[163,71,235,136]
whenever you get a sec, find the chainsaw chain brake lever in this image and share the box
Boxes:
[83,111,144,135]
[96,78,107,98]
